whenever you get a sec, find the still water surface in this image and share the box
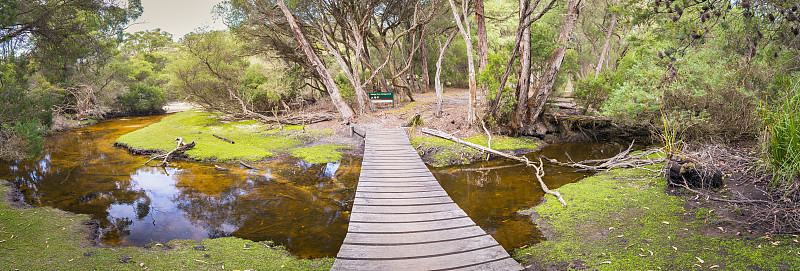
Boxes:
[0,115,628,258]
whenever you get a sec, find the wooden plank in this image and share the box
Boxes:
[331,245,521,271]
[337,234,499,258]
[342,224,487,245]
[355,190,450,199]
[356,186,442,193]
[351,202,462,214]
[345,216,475,233]
[353,196,453,206]
[349,209,468,223]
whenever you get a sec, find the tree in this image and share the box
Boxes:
[276,0,355,120]
[448,0,479,125]
[524,0,583,135]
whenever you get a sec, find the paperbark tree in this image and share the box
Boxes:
[485,0,557,119]
[475,0,489,75]
[595,13,617,77]
[512,0,533,132]
[419,26,431,93]
[448,0,479,125]
[435,29,458,118]
[524,0,582,135]
[276,0,354,121]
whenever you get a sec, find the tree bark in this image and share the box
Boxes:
[448,0,479,125]
[419,27,431,93]
[276,0,354,121]
[524,0,582,135]
[512,0,532,132]
[435,29,458,118]
[595,13,617,77]
[475,0,489,74]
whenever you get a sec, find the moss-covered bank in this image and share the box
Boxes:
[516,167,800,270]
[410,134,545,167]
[0,180,332,270]
[115,110,350,164]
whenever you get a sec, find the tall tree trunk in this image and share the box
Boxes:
[485,0,557,118]
[435,30,457,118]
[419,27,431,93]
[276,0,354,121]
[475,0,489,75]
[512,0,532,132]
[595,13,617,77]
[524,0,582,135]
[448,0,479,125]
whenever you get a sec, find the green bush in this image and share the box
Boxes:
[573,72,617,114]
[115,83,166,115]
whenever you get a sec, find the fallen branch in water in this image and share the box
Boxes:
[422,128,567,207]
[143,137,195,167]
[238,161,256,170]
[545,141,666,172]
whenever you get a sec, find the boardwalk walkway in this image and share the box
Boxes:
[331,128,523,271]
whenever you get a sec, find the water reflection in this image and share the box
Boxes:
[0,115,360,258]
[432,142,632,252]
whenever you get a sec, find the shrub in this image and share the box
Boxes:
[115,83,166,115]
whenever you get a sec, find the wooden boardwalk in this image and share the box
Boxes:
[331,128,523,271]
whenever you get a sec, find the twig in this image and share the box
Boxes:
[239,161,256,170]
[212,134,235,144]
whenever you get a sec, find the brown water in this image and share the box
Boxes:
[432,142,631,252]
[0,115,630,258]
[0,115,360,258]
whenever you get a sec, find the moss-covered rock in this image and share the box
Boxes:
[515,167,800,270]
[0,180,332,270]
[410,134,545,167]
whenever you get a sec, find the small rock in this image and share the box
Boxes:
[194,245,207,251]
[83,252,94,257]
[119,256,132,263]
[203,254,210,258]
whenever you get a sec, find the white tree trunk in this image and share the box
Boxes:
[448,0,479,125]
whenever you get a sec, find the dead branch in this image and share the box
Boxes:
[143,137,195,167]
[239,161,256,170]
[214,165,230,171]
[545,142,666,172]
[422,128,567,207]
[212,134,235,144]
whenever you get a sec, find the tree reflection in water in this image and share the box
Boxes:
[0,115,360,258]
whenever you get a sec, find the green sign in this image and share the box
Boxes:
[369,92,394,107]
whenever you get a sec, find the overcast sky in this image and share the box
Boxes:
[125,0,228,40]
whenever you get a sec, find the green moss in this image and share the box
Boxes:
[0,181,331,270]
[515,167,800,270]
[410,134,544,167]
[291,144,352,164]
[115,111,343,163]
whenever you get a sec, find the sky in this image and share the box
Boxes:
[124,0,228,40]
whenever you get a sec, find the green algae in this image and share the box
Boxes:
[115,110,342,163]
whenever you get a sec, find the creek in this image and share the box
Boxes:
[0,115,629,258]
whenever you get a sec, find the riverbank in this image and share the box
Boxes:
[0,180,332,270]
[515,165,800,270]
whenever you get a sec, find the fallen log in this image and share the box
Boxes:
[212,134,235,144]
[422,128,567,207]
[214,165,229,171]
